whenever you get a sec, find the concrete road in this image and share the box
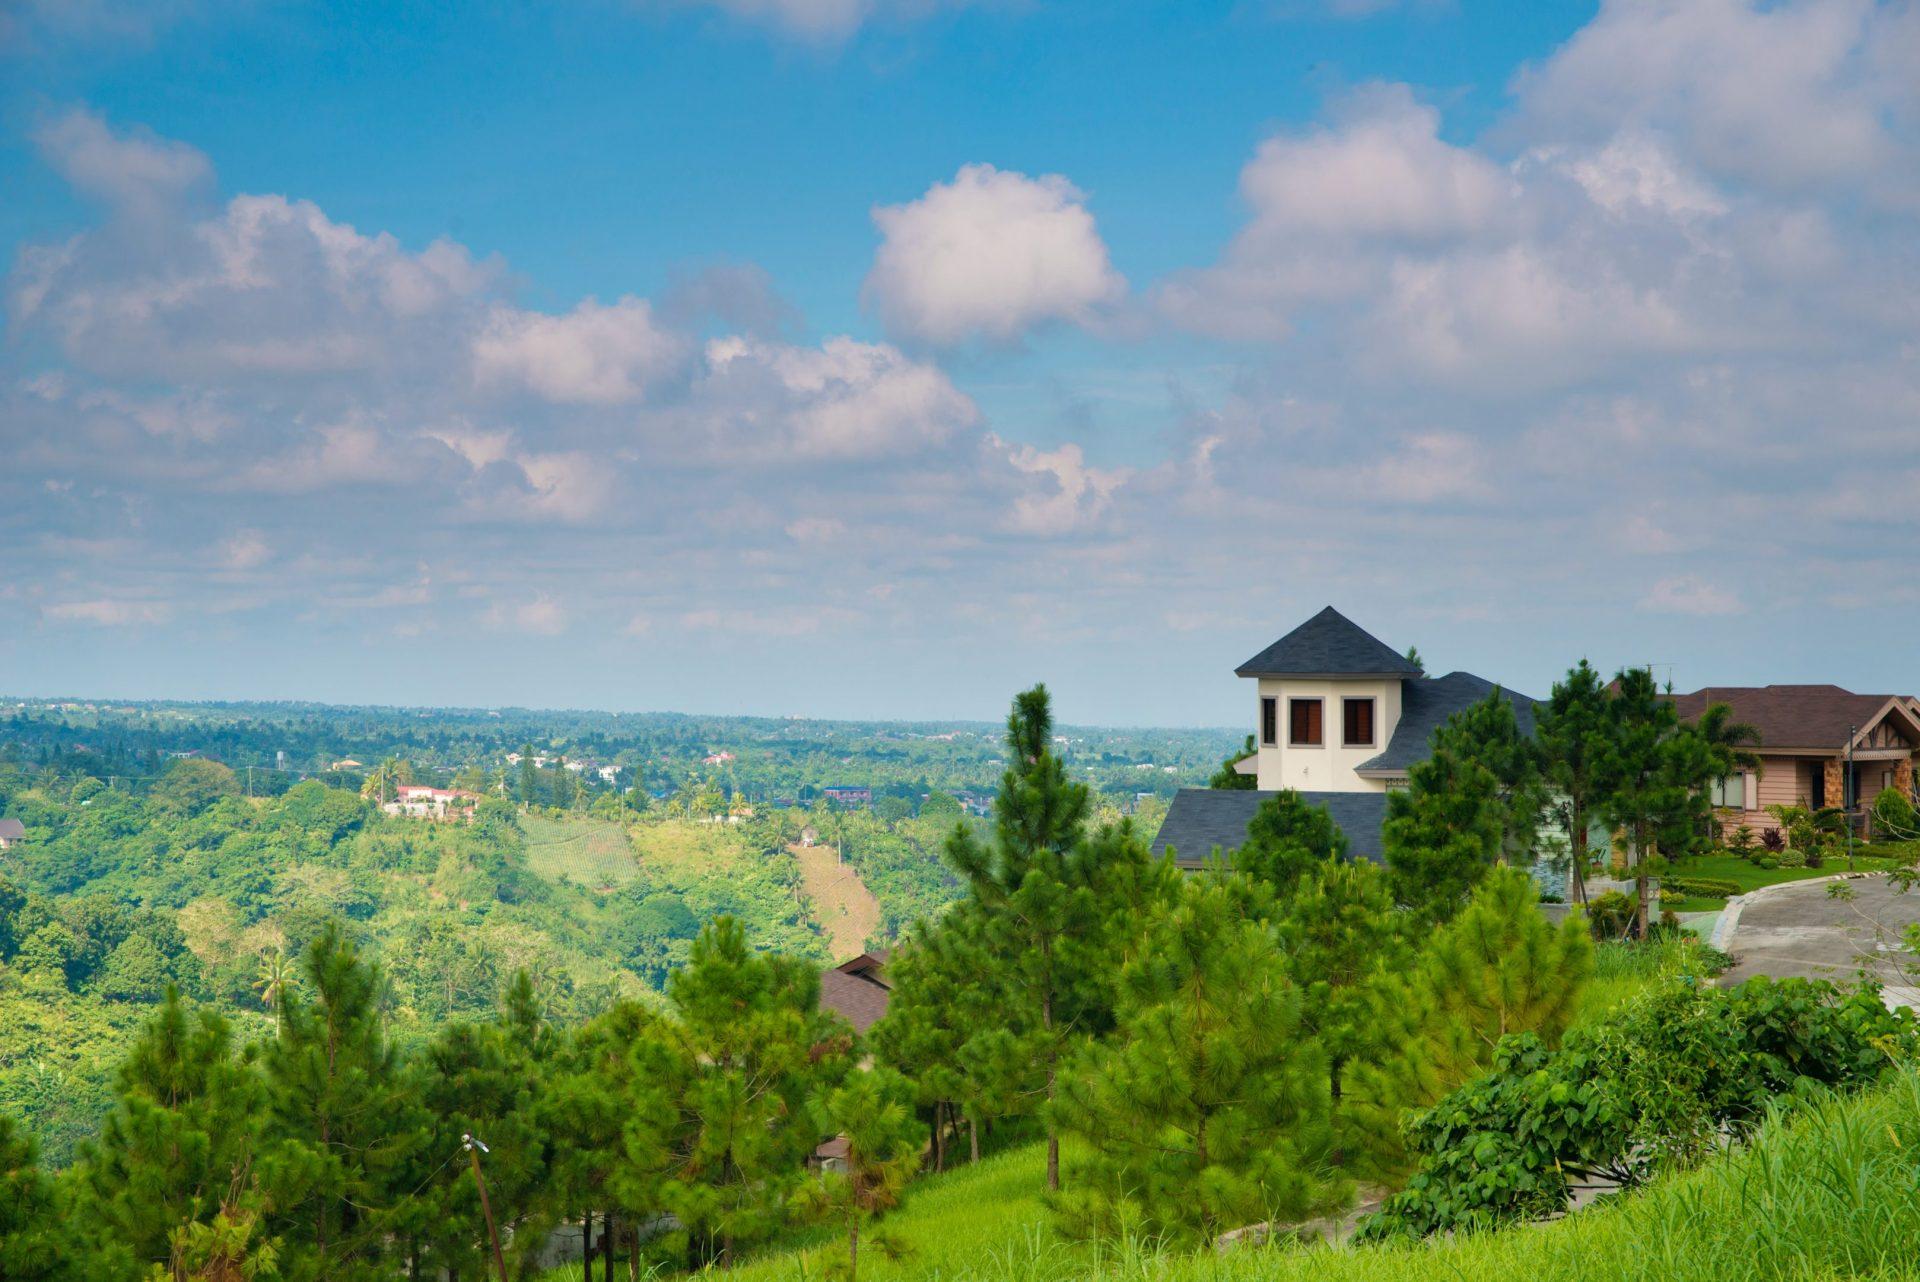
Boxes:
[1718,874,1920,1003]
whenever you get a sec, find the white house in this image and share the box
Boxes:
[1152,607,1535,865]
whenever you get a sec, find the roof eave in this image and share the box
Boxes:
[1235,669,1417,681]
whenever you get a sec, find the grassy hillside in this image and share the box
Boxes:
[679,1066,1920,1282]
[522,814,642,890]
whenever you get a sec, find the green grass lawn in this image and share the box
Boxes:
[1659,849,1915,912]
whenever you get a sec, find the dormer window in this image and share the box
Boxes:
[1343,697,1376,747]
[1260,697,1277,748]
[1289,698,1323,746]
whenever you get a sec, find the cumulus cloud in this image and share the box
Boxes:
[33,106,213,213]
[1512,0,1918,197]
[865,164,1125,345]
[699,335,977,457]
[998,437,1127,536]
[473,297,688,405]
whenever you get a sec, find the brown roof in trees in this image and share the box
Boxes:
[1668,685,1918,752]
[0,818,24,840]
[818,968,891,1034]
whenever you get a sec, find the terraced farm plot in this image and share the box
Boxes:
[520,814,640,890]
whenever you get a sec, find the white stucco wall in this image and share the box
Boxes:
[1252,677,1403,793]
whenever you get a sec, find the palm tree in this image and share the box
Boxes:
[255,949,294,1012]
[1696,702,1762,773]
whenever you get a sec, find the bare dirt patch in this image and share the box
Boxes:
[791,841,883,962]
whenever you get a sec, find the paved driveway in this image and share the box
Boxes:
[1719,874,1920,1002]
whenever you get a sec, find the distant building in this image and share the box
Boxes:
[818,950,892,1035]
[703,751,737,766]
[329,758,364,771]
[821,785,871,807]
[384,784,481,822]
[0,818,25,849]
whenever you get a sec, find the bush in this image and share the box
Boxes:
[1360,976,1919,1242]
[1757,855,1780,870]
[1761,827,1787,853]
[1872,788,1918,841]
[1778,847,1808,869]
[1663,876,1742,900]
[1728,824,1756,856]
[1585,890,1634,939]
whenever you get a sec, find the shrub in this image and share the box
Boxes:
[1585,890,1634,939]
[1873,789,1917,841]
[1761,827,1787,853]
[1728,824,1756,856]
[1757,855,1780,870]
[1360,976,1918,1242]
[1778,847,1808,869]
[1663,876,1742,900]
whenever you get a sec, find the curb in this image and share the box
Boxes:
[1710,869,1886,955]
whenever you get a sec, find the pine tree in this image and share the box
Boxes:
[260,922,423,1278]
[73,988,270,1278]
[1231,790,1348,895]
[544,1000,682,1282]
[1345,867,1593,1177]
[658,917,844,1267]
[944,684,1096,1192]
[0,1111,70,1282]
[1534,660,1612,905]
[1275,858,1407,1129]
[868,909,1003,1170]
[404,973,556,1279]
[1601,668,1716,937]
[1383,733,1505,920]
[1053,872,1333,1248]
[1430,690,1543,865]
[798,1068,926,1282]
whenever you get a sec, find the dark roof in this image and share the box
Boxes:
[1668,685,1919,752]
[834,950,892,987]
[818,969,890,1034]
[1357,672,1540,776]
[1236,606,1421,679]
[1149,788,1390,867]
[0,818,23,840]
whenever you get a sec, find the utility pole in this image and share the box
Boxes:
[464,1134,510,1282]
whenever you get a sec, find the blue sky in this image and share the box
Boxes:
[3,0,1918,726]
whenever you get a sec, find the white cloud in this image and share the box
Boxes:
[999,437,1127,535]
[700,335,977,457]
[1512,0,1917,196]
[676,0,972,42]
[219,529,271,570]
[785,516,847,542]
[487,595,569,635]
[472,297,688,405]
[865,164,1124,345]
[32,106,213,212]
[1639,575,1745,617]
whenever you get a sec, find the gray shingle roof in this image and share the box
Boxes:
[1149,788,1390,867]
[1235,606,1421,678]
[0,818,23,840]
[1356,671,1540,776]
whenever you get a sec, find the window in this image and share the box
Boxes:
[1708,774,1746,809]
[1260,697,1277,748]
[1288,698,1323,746]
[1342,697,1376,747]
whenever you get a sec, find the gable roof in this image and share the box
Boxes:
[818,968,891,1034]
[1236,606,1421,679]
[1668,685,1920,752]
[1357,671,1540,777]
[1149,788,1389,867]
[0,818,23,840]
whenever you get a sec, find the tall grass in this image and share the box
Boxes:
[686,1068,1920,1282]
[1577,935,1725,1026]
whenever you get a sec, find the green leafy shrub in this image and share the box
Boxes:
[1757,854,1780,870]
[1663,876,1741,900]
[1778,847,1808,869]
[1584,890,1634,939]
[1360,976,1918,1242]
[1728,824,1756,856]
[1872,788,1917,841]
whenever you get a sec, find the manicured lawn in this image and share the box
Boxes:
[1661,852,1908,912]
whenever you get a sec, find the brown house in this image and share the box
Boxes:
[817,949,892,1034]
[1670,685,1920,836]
